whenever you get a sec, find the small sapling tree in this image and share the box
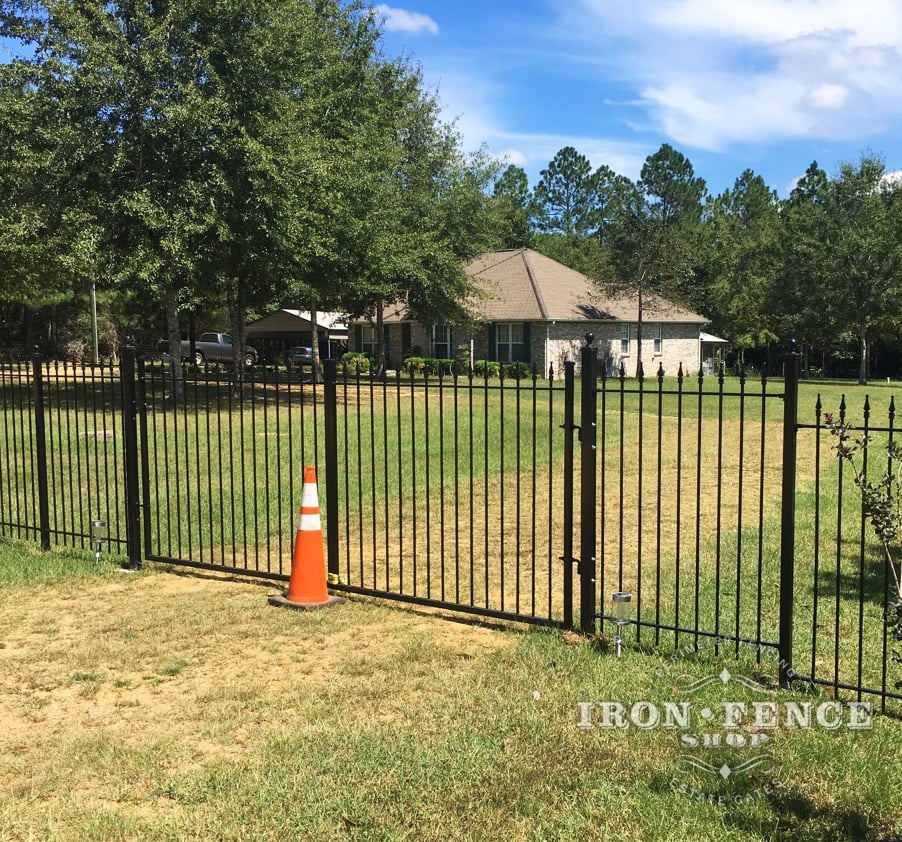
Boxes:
[827,413,902,685]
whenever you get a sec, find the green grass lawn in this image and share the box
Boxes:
[0,538,900,842]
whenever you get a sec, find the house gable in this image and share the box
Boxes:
[467,249,706,326]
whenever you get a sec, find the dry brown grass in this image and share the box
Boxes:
[0,569,515,834]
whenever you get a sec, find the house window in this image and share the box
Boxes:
[620,324,630,355]
[653,324,663,355]
[432,325,452,358]
[496,323,524,362]
[360,325,378,356]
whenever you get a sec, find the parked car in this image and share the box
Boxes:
[158,333,258,367]
[285,346,314,368]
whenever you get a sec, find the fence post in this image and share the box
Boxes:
[120,346,142,570]
[779,340,801,688]
[579,335,598,634]
[561,360,576,628]
[32,349,51,550]
[323,358,340,581]
[136,355,151,556]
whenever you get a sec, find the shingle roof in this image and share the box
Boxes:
[247,309,348,333]
[468,249,707,324]
[373,249,707,325]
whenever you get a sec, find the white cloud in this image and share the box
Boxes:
[375,0,902,192]
[579,0,902,47]
[374,5,439,36]
[806,83,849,109]
[486,133,649,183]
[568,0,902,150]
[424,68,648,180]
[646,0,902,46]
[496,148,528,168]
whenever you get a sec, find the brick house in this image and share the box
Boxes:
[350,249,708,376]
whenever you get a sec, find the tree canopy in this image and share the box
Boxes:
[0,0,497,365]
[4,8,902,382]
[522,145,902,382]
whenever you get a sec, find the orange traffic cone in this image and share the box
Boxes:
[269,466,344,611]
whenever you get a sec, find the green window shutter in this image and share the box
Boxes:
[402,323,411,355]
[488,323,497,361]
[354,325,361,351]
[521,322,531,363]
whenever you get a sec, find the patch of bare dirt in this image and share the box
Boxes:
[0,570,514,767]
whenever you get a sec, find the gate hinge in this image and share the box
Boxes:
[558,555,579,566]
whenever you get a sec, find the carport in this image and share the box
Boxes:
[699,331,730,374]
[245,309,348,364]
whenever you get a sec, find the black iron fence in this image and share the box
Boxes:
[137,356,570,625]
[571,343,789,661]
[1,345,900,713]
[326,362,569,625]
[0,356,128,553]
[794,395,902,712]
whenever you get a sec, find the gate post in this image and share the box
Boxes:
[562,360,576,628]
[120,346,142,570]
[580,335,598,634]
[136,355,151,556]
[32,349,51,551]
[779,340,801,688]
[323,358,340,581]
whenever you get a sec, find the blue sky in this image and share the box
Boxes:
[374,0,902,198]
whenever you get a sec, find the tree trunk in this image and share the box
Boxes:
[635,285,643,378]
[309,300,321,384]
[375,300,386,378]
[166,297,184,402]
[859,323,868,385]
[228,284,248,399]
[188,310,197,365]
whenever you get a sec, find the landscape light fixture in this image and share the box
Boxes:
[611,591,632,657]
[92,518,107,563]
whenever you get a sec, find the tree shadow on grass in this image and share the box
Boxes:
[814,543,891,609]
[724,787,901,842]
[650,772,900,842]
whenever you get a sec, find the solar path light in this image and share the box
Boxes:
[92,518,107,564]
[611,591,632,657]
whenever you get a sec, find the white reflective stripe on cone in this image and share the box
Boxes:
[298,513,321,531]
[301,482,319,509]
